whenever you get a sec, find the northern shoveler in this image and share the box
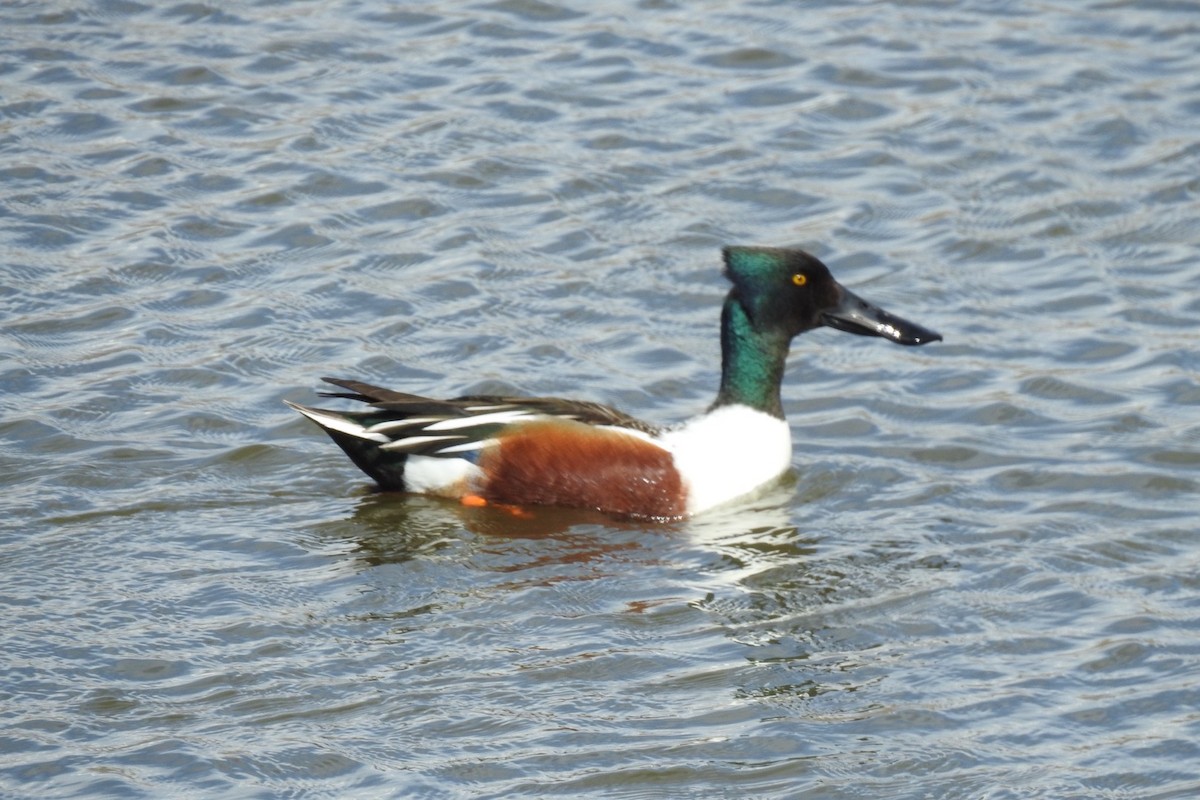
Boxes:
[288,246,942,520]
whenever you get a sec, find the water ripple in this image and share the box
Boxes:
[3,1,1200,797]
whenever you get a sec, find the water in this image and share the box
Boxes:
[2,1,1199,797]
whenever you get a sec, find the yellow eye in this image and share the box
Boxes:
[792,273,807,286]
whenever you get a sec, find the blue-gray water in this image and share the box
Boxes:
[3,1,1199,797]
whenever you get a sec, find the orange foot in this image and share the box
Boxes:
[496,503,536,520]
[460,494,535,519]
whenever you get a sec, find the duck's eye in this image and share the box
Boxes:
[792,273,807,286]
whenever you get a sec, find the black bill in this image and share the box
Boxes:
[822,285,943,346]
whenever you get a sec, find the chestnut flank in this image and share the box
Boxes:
[479,420,687,519]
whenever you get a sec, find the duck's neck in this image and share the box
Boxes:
[711,295,790,419]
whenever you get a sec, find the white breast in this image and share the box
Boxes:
[658,404,793,515]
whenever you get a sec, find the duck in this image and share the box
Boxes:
[288,246,942,520]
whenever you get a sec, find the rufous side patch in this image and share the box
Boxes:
[478,419,687,519]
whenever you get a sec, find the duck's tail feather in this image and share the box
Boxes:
[286,401,409,490]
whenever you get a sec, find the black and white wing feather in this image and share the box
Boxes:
[292,377,660,459]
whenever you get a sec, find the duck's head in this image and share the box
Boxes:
[721,246,942,345]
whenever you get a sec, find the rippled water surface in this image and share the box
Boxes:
[3,1,1200,797]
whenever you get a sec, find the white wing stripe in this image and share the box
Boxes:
[367,417,442,434]
[436,438,497,454]
[380,434,467,451]
[292,405,390,443]
[424,409,535,431]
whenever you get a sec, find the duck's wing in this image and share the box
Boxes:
[297,377,660,459]
[318,377,466,414]
[449,394,661,436]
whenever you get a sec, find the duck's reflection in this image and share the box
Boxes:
[323,473,806,573]
[313,475,904,711]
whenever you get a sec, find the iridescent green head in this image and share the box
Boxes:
[721,246,942,345]
[714,246,942,416]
